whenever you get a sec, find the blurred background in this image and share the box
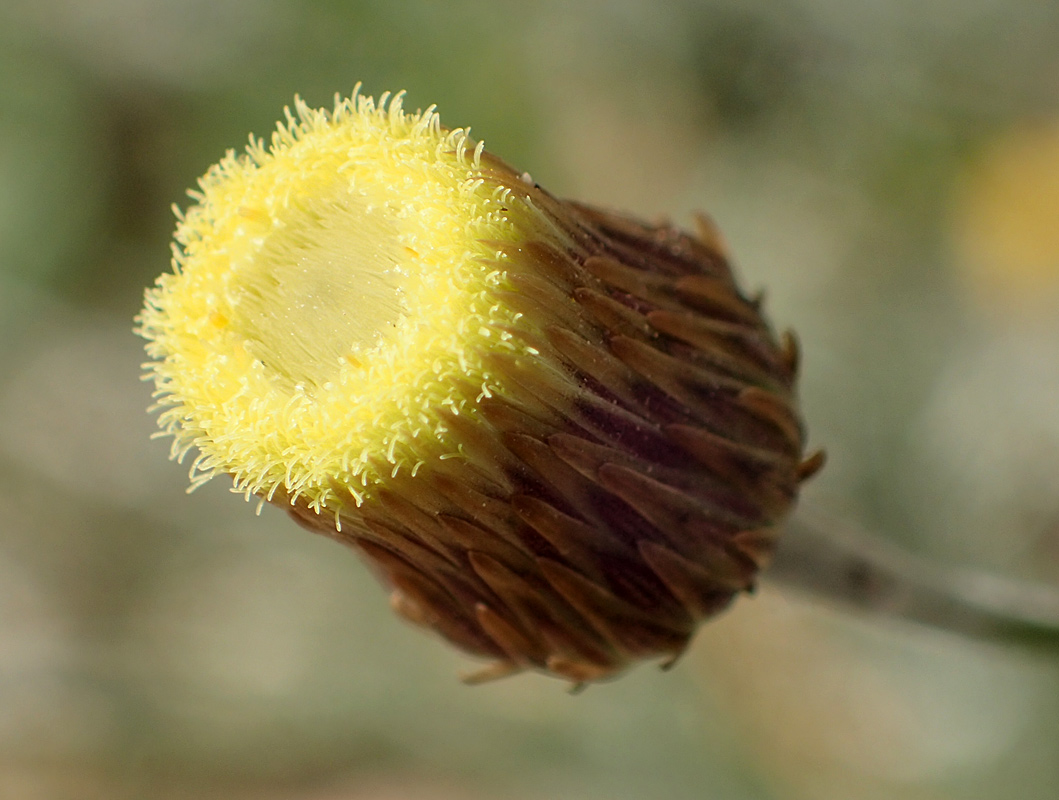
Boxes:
[2,1,1059,798]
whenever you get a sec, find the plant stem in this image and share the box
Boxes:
[764,507,1059,656]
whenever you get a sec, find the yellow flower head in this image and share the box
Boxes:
[138,89,819,685]
[139,89,562,513]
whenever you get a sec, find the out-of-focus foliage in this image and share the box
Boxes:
[1,1,1058,798]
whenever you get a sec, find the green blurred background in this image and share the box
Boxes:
[2,1,1059,798]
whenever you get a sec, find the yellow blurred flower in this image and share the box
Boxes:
[952,121,1059,313]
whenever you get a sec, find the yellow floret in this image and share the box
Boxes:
[137,89,536,514]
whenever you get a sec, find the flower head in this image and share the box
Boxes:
[138,89,821,685]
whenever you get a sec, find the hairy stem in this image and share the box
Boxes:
[765,507,1059,655]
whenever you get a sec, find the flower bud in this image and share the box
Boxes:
[137,89,822,685]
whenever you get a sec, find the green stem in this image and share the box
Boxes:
[765,507,1059,655]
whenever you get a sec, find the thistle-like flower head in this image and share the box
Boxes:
[138,89,821,685]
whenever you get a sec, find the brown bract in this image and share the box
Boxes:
[285,154,822,686]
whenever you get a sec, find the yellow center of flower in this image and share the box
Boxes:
[138,91,539,513]
[232,186,407,391]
